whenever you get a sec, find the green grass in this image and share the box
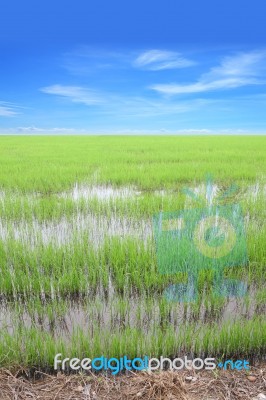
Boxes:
[0,135,265,369]
[0,317,265,368]
[0,136,265,192]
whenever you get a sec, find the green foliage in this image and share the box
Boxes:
[0,136,265,369]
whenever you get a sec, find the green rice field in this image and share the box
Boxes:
[0,135,265,369]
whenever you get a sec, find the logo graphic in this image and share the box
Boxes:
[153,177,248,302]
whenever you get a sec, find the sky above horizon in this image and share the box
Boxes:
[1,0,266,134]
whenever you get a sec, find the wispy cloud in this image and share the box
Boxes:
[134,49,195,70]
[14,126,88,134]
[63,47,195,75]
[3,127,263,135]
[40,81,218,120]
[151,51,266,94]
[41,82,209,116]
[105,96,212,118]
[40,85,103,105]
[0,102,20,117]
[62,47,130,75]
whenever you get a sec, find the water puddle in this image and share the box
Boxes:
[60,184,141,201]
[0,213,152,248]
[0,284,263,339]
[0,181,265,248]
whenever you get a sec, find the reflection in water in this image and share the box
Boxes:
[0,284,262,340]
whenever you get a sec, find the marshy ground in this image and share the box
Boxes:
[0,136,265,398]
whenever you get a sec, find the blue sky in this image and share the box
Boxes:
[1,0,266,134]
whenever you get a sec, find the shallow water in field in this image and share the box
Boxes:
[0,283,264,339]
[245,182,266,200]
[0,181,264,253]
[0,213,152,248]
[59,184,141,201]
[0,180,265,343]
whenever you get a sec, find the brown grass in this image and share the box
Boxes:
[0,364,265,400]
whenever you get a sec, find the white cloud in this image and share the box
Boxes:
[41,83,212,116]
[151,51,266,94]
[134,50,195,70]
[105,97,212,118]
[2,127,264,135]
[151,77,259,95]
[0,103,20,117]
[15,126,87,134]
[40,85,103,105]
[206,51,266,78]
[63,47,195,75]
